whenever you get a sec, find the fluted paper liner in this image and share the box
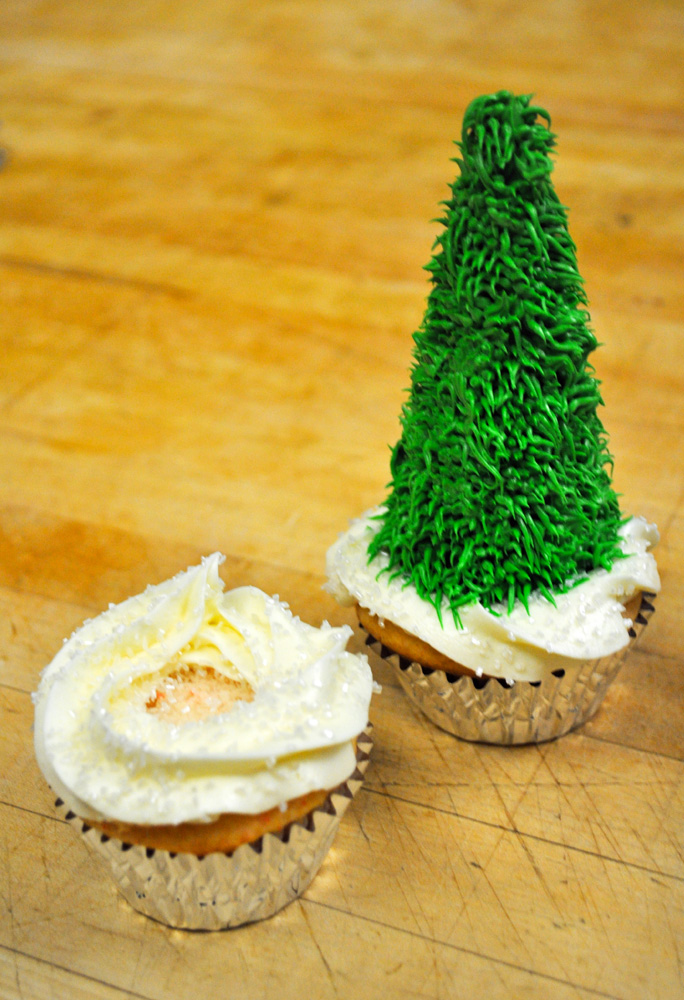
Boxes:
[55,725,373,930]
[364,593,656,745]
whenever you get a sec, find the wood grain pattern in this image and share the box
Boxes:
[1,2,683,997]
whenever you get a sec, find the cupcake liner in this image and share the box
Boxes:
[54,725,373,930]
[364,592,657,745]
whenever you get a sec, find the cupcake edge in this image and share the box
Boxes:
[363,593,656,744]
[54,725,373,930]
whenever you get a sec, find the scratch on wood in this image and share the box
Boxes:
[0,254,191,300]
[300,904,339,999]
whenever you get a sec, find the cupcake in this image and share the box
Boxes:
[33,554,374,929]
[325,91,659,745]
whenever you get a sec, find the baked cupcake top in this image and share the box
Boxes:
[34,554,373,825]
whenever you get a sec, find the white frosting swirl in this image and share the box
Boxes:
[34,554,373,825]
[326,508,660,683]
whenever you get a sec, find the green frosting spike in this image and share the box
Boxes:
[368,91,623,623]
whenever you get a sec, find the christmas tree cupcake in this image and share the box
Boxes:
[326,91,659,744]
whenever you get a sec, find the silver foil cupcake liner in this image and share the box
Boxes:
[364,592,657,745]
[54,725,372,930]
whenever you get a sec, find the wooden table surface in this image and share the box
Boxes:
[1,2,683,998]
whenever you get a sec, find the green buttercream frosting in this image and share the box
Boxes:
[368,90,623,622]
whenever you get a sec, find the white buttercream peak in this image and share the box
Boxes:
[34,554,373,825]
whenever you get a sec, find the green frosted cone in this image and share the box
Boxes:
[369,91,623,622]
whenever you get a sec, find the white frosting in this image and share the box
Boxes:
[33,554,373,825]
[326,508,660,683]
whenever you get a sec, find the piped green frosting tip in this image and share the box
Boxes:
[369,90,622,623]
